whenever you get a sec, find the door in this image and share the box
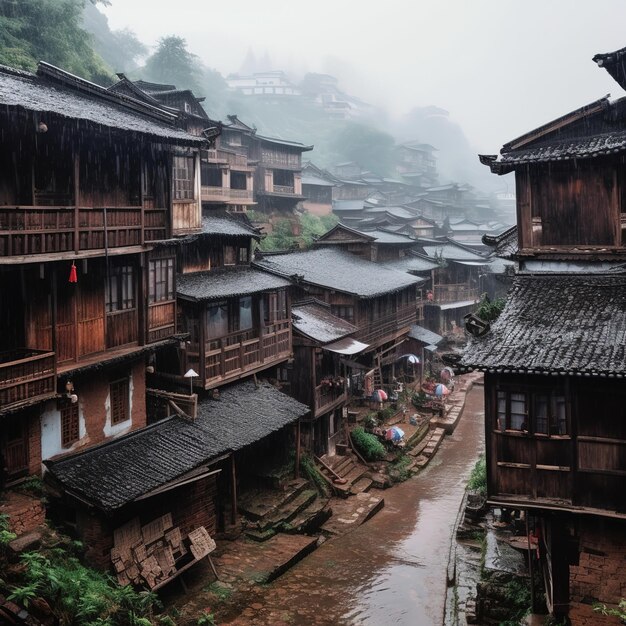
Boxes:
[2,414,29,479]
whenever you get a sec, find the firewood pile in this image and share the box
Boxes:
[111,513,215,589]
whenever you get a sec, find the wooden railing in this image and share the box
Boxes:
[357,304,416,346]
[271,185,295,195]
[0,348,56,412]
[433,284,479,304]
[207,150,249,167]
[201,186,230,201]
[0,206,168,257]
[314,382,347,416]
[201,187,254,202]
[201,321,291,385]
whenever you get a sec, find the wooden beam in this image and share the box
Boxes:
[230,454,237,526]
[294,419,301,479]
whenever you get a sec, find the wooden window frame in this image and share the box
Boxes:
[173,155,195,201]
[331,305,354,324]
[496,389,528,432]
[106,264,136,313]
[148,258,175,304]
[110,378,130,426]
[61,403,79,448]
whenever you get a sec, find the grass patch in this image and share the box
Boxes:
[467,455,487,496]
[388,454,412,483]
[300,453,330,497]
[351,427,386,461]
[202,581,232,602]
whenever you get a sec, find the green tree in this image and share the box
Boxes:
[142,35,202,93]
[329,122,396,177]
[0,0,111,82]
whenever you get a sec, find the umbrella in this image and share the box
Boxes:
[397,353,420,364]
[435,384,450,397]
[385,426,405,442]
[376,389,388,401]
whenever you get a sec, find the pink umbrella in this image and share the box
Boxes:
[435,384,450,397]
[376,389,388,401]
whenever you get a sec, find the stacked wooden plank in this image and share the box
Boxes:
[111,514,215,589]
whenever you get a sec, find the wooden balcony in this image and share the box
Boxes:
[207,149,250,167]
[189,321,291,389]
[433,284,479,304]
[357,304,416,347]
[0,349,57,413]
[0,206,168,258]
[272,185,295,195]
[313,382,347,418]
[201,187,254,203]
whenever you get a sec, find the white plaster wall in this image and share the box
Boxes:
[40,398,86,461]
[102,373,134,439]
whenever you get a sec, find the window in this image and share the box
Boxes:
[61,403,79,448]
[331,305,354,324]
[262,290,288,324]
[173,156,195,200]
[497,390,527,431]
[535,393,567,435]
[149,258,175,304]
[206,301,228,338]
[224,246,237,266]
[110,378,130,425]
[201,164,222,187]
[238,296,252,331]
[106,265,135,312]
[238,246,249,264]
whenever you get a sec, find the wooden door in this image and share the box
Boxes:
[56,280,76,363]
[78,280,105,357]
[2,415,29,478]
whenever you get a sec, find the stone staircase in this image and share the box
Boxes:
[238,479,330,542]
[410,427,446,469]
[315,452,372,497]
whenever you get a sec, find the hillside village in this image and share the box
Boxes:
[0,55,516,622]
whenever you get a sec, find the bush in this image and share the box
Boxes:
[9,549,161,625]
[363,413,379,430]
[468,455,487,495]
[378,407,396,422]
[351,427,386,461]
[389,454,412,484]
[300,453,330,497]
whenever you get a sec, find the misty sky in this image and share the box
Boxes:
[103,0,626,153]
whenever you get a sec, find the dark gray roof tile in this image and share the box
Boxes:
[461,274,626,375]
[46,380,309,512]
[254,248,421,299]
[177,267,290,302]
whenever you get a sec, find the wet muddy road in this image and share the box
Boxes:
[226,385,485,626]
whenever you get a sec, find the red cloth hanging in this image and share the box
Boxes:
[69,262,77,283]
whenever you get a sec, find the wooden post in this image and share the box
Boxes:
[199,306,207,386]
[294,419,301,479]
[230,454,237,526]
[526,511,536,614]
[137,253,146,346]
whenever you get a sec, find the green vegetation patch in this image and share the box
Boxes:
[351,427,386,461]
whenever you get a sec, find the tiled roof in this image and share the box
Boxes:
[482,132,626,174]
[177,267,290,302]
[0,64,202,144]
[254,248,421,299]
[201,214,260,239]
[292,302,357,344]
[383,254,439,274]
[408,325,443,346]
[420,241,489,262]
[461,274,626,375]
[45,380,309,512]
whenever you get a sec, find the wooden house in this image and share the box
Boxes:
[153,213,293,391]
[0,62,206,483]
[200,116,256,213]
[458,46,626,624]
[301,162,335,216]
[254,248,423,383]
[248,134,312,215]
[394,143,438,187]
[315,223,416,263]
[291,301,368,456]
[416,239,491,334]
[45,379,308,568]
